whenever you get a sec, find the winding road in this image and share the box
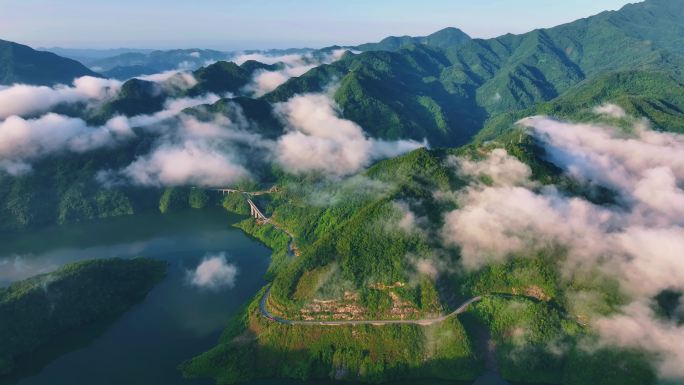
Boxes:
[217,187,567,329]
[214,186,297,256]
[259,286,483,326]
[237,187,482,326]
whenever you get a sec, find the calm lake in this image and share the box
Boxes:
[0,209,271,385]
[0,209,507,385]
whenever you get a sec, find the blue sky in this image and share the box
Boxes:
[0,0,637,49]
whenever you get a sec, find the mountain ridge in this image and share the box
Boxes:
[355,27,472,52]
[0,39,103,86]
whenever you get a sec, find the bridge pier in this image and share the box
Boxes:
[247,199,267,221]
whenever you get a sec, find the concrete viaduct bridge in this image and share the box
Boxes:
[247,199,268,221]
[211,186,296,256]
[212,187,275,221]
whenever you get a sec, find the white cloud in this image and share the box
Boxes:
[0,76,121,119]
[274,92,424,176]
[392,201,427,236]
[136,70,198,90]
[449,148,534,187]
[415,259,439,280]
[593,103,627,119]
[442,184,614,270]
[187,253,238,290]
[0,85,222,176]
[519,116,684,200]
[231,52,314,66]
[119,114,266,187]
[3,82,420,188]
[240,49,349,97]
[127,94,221,127]
[0,113,133,175]
[246,67,314,97]
[441,115,684,380]
[596,302,684,378]
[122,140,250,187]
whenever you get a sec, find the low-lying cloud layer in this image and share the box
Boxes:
[0,113,133,175]
[237,49,349,97]
[442,115,684,379]
[136,70,198,92]
[275,92,424,177]
[119,113,267,187]
[593,103,627,119]
[1,57,422,186]
[114,91,422,185]
[0,88,224,177]
[187,253,238,290]
[0,76,121,119]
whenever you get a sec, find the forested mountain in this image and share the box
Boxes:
[0,40,102,86]
[2,1,684,384]
[179,2,684,384]
[263,0,684,147]
[3,0,684,236]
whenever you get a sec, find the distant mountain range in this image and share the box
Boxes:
[39,47,155,62]
[354,27,472,51]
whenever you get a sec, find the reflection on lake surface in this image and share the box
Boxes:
[0,210,516,385]
[1,209,271,385]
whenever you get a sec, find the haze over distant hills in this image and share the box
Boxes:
[39,47,155,61]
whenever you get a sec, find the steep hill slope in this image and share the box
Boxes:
[0,40,102,86]
[264,0,684,147]
[183,133,660,385]
[477,69,684,141]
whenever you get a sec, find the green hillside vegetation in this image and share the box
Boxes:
[0,141,153,232]
[0,135,228,233]
[264,45,487,146]
[239,60,281,74]
[0,258,167,377]
[184,96,285,142]
[0,2,681,383]
[185,130,658,384]
[476,69,684,141]
[93,78,167,121]
[0,40,102,86]
[181,288,480,384]
[90,60,284,124]
[185,61,251,96]
[261,0,684,148]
